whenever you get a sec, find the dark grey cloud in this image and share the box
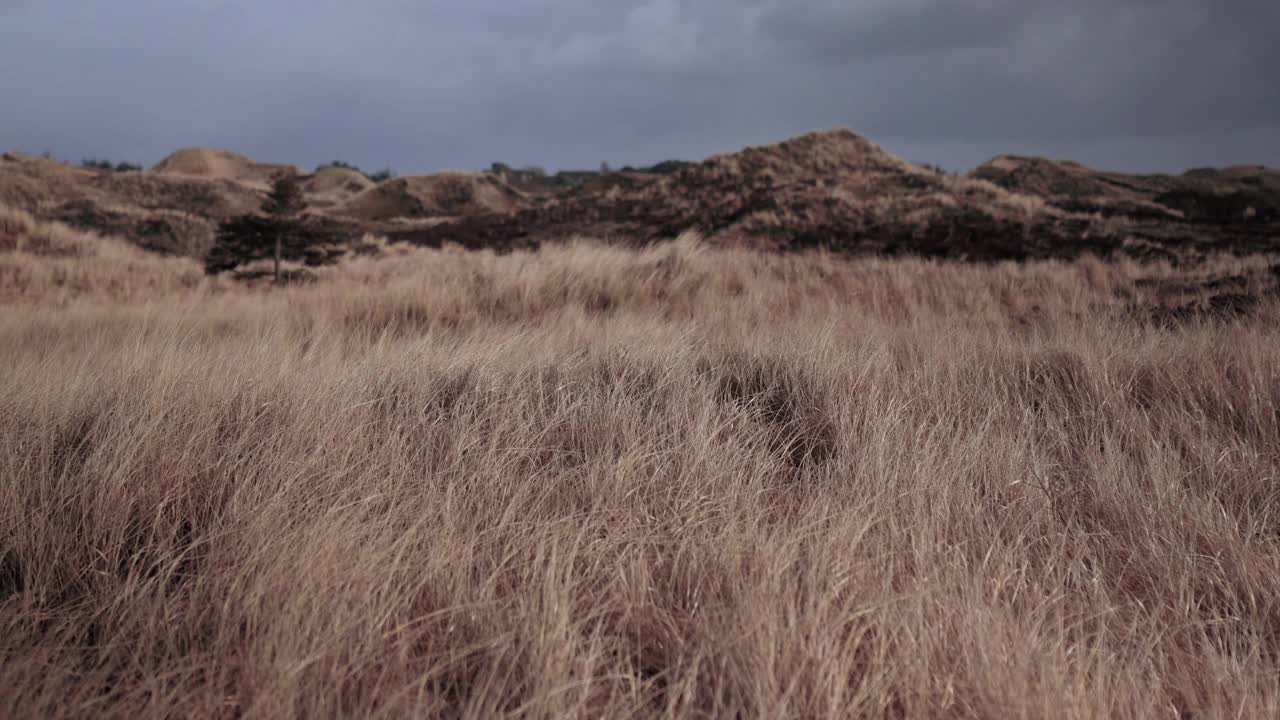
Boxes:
[758,0,1039,64]
[1,0,1277,174]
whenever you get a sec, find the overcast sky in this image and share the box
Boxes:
[2,1,1277,174]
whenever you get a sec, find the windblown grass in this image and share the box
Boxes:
[0,205,212,304]
[2,230,1279,718]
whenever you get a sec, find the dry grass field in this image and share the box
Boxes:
[3,208,1280,718]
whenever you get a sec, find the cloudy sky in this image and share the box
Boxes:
[2,1,1277,174]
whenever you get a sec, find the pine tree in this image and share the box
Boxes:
[262,173,305,282]
[205,173,349,280]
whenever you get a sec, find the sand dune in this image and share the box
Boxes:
[5,128,1279,263]
[337,171,531,222]
[303,166,376,197]
[1,151,260,256]
[152,148,301,190]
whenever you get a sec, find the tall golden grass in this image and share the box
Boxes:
[3,209,1280,718]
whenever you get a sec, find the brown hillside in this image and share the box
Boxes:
[971,155,1280,258]
[973,155,1143,200]
[1,152,261,219]
[972,155,1280,221]
[301,167,377,211]
[391,129,1280,261]
[337,172,531,222]
[152,148,301,190]
[391,129,1094,260]
[1,152,97,209]
[5,130,1278,263]
[303,167,376,197]
[1,151,377,256]
[0,152,270,256]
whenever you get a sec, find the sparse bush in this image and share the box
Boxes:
[318,160,360,172]
[643,159,694,175]
[317,161,395,183]
[81,158,142,172]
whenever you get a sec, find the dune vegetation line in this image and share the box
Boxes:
[3,210,1280,718]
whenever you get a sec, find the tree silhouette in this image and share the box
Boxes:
[263,173,305,281]
[206,173,349,280]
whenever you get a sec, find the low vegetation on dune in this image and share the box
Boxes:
[3,222,1280,717]
[336,172,533,223]
[1,151,263,257]
[393,130,1280,262]
[0,205,212,302]
[8,128,1278,266]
